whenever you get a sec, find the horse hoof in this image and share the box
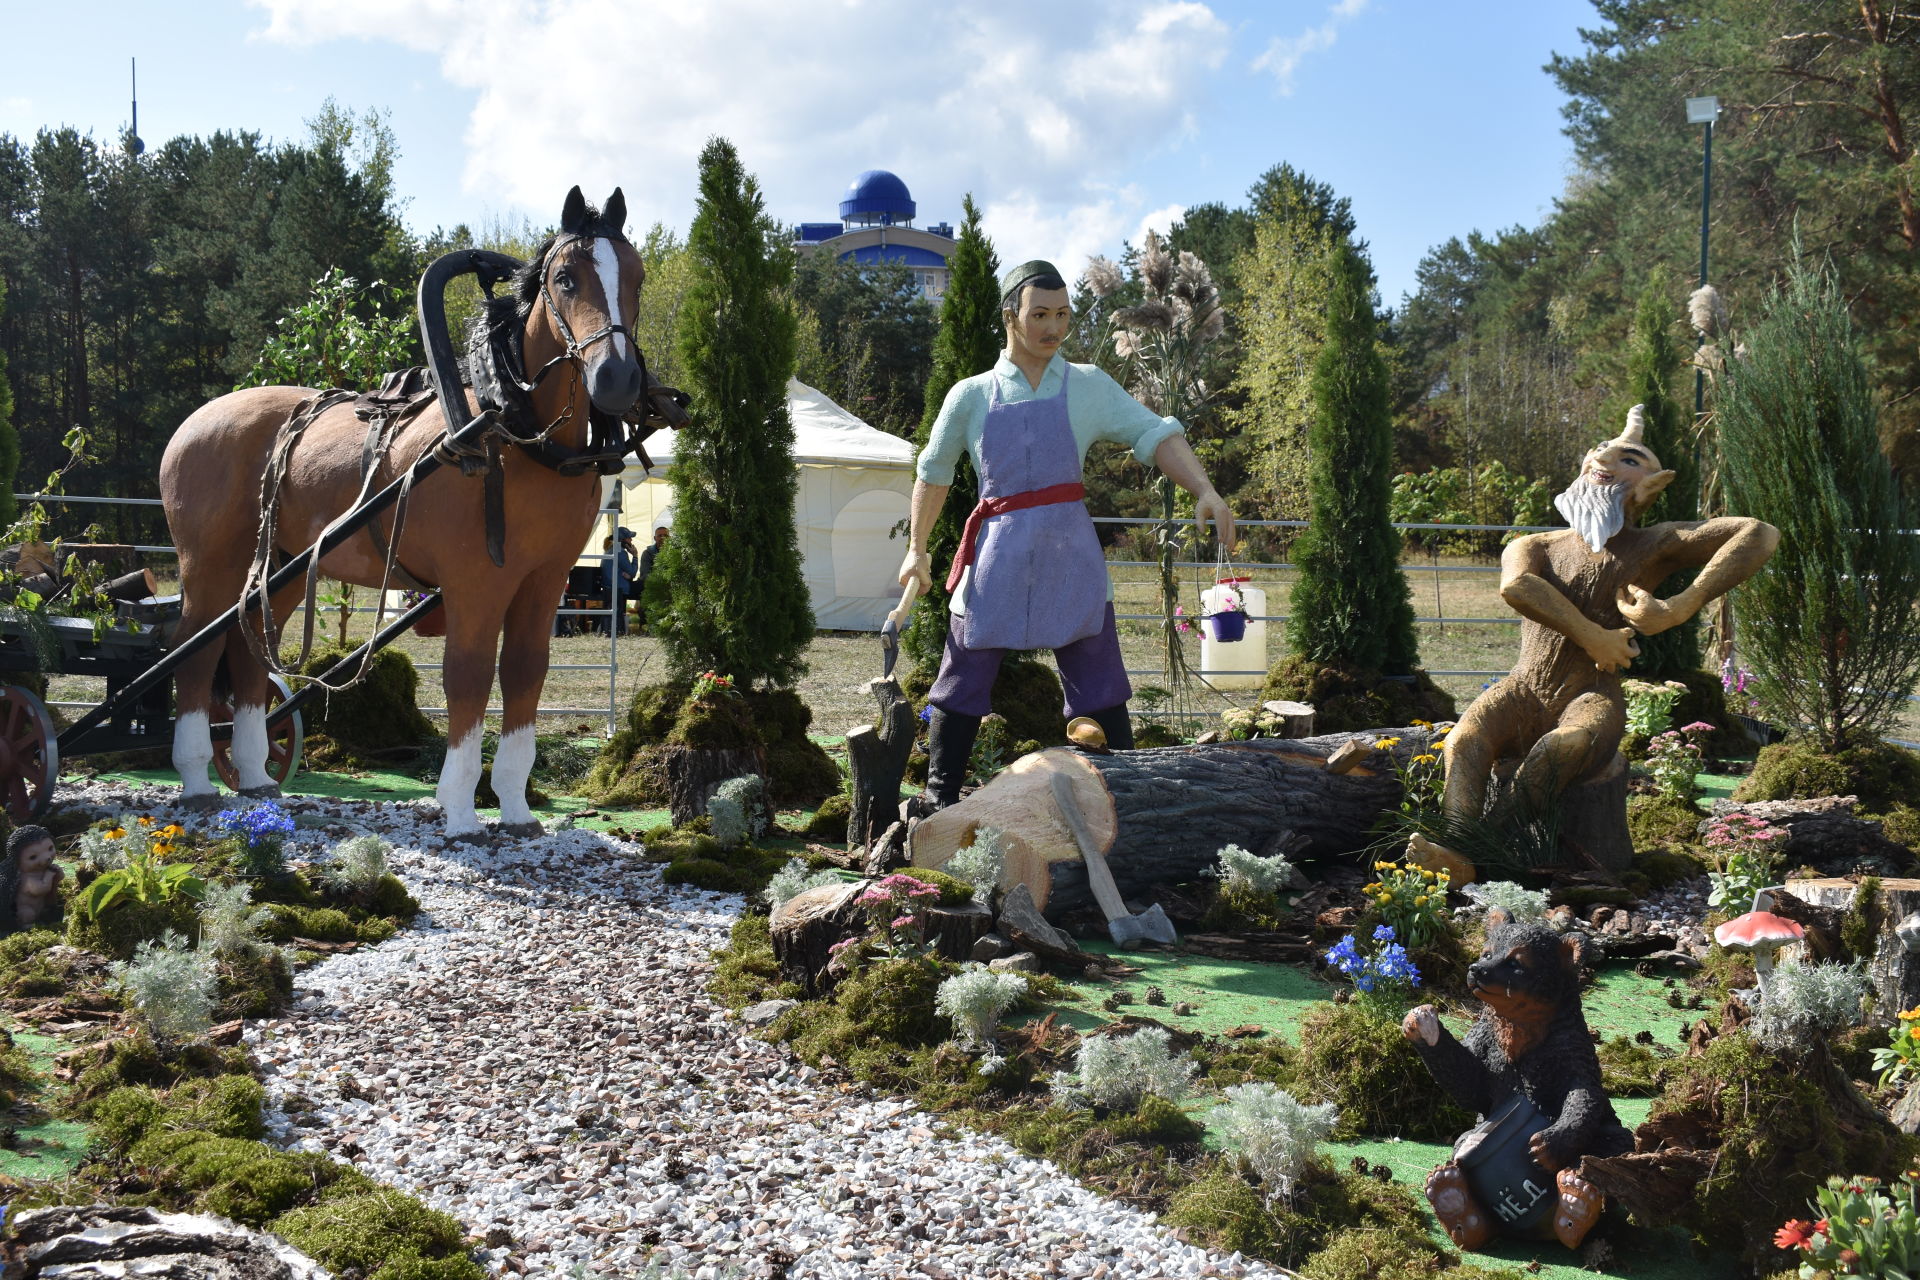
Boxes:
[238,784,283,800]
[178,792,225,812]
[496,820,545,839]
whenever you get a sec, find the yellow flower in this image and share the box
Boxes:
[1374,737,1402,750]
[138,816,156,827]
[1903,1008,1920,1021]
[1422,870,1437,881]
[1375,893,1391,905]
[1434,726,1451,738]
[1411,719,1432,729]
[1415,895,1429,906]
[1411,754,1439,766]
[161,824,183,838]
[1374,861,1390,871]
[106,827,126,840]
[151,842,174,859]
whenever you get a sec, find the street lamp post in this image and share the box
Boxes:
[1686,95,1719,417]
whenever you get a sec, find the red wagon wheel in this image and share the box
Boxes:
[0,685,59,823]
[212,674,304,793]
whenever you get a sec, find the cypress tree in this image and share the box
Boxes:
[649,138,811,688]
[902,194,1000,679]
[1719,250,1920,751]
[1619,273,1700,678]
[1286,240,1417,673]
[0,279,16,530]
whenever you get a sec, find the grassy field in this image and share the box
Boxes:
[46,550,1920,743]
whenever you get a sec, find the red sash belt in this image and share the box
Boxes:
[945,482,1087,591]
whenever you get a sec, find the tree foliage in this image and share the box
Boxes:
[238,268,415,392]
[1287,240,1417,673]
[902,195,1000,679]
[789,252,936,439]
[650,137,811,689]
[0,278,16,530]
[1719,250,1920,751]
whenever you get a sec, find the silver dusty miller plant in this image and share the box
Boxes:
[1751,957,1869,1052]
[763,859,841,909]
[709,775,768,850]
[1208,844,1294,896]
[936,963,1029,1070]
[198,882,273,956]
[945,826,1007,900]
[1458,880,1549,923]
[1208,1082,1339,1204]
[109,929,216,1045]
[1050,1025,1196,1111]
[320,835,390,894]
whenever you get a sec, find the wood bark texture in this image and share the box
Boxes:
[1487,752,1633,873]
[911,728,1438,915]
[846,676,917,852]
[663,746,767,826]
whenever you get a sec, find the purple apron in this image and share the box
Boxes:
[959,366,1109,652]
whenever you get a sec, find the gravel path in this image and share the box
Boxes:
[59,781,1285,1280]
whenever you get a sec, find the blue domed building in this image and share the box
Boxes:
[795,169,956,299]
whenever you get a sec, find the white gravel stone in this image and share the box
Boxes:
[56,779,1288,1279]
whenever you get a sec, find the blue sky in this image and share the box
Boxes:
[0,0,1618,307]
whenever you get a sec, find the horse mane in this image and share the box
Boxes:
[465,199,629,418]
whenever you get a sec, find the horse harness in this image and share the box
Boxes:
[243,231,688,691]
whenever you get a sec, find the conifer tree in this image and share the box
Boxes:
[649,138,811,688]
[1619,273,1699,678]
[0,279,16,530]
[1286,240,1417,673]
[902,195,1000,678]
[1719,251,1920,751]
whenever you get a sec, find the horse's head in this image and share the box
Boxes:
[534,186,647,417]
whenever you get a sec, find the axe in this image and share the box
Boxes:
[878,572,924,681]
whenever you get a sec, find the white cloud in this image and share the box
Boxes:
[246,0,1231,253]
[1251,0,1368,95]
[1132,203,1187,248]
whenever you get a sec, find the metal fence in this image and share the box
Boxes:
[15,495,1918,746]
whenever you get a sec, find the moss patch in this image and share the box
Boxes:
[1164,1159,1450,1273]
[1628,793,1705,853]
[1596,1034,1677,1097]
[1262,657,1455,734]
[895,866,973,906]
[1291,1001,1474,1142]
[273,1190,482,1280]
[1733,738,1920,811]
[296,647,439,766]
[214,947,294,1021]
[803,792,851,843]
[65,895,201,962]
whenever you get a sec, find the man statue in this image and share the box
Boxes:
[1410,405,1778,884]
[899,260,1237,814]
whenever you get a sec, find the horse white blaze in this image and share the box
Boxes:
[491,725,538,827]
[590,239,627,359]
[173,710,215,798]
[437,728,486,835]
[231,703,273,791]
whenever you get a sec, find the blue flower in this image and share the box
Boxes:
[216,801,294,847]
[1372,924,1397,943]
[1324,935,1363,976]
[918,705,933,724]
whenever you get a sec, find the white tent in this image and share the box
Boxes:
[602,379,917,631]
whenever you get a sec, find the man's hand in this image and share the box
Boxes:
[898,548,932,594]
[1616,584,1694,635]
[1195,490,1237,554]
[1402,1005,1441,1047]
[1583,625,1640,673]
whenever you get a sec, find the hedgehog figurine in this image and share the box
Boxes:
[1400,906,1632,1250]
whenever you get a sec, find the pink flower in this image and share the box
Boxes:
[828,938,857,956]
[890,914,916,930]
[1682,721,1715,734]
[857,887,893,905]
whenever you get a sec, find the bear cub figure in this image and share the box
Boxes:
[1401,906,1632,1250]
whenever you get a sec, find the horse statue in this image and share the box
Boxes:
[160,187,673,839]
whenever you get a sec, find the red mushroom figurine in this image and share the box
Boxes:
[1713,910,1806,1002]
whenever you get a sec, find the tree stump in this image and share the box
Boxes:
[909,728,1438,916]
[663,747,766,826]
[1779,876,1920,1024]
[1488,753,1633,873]
[770,880,996,995]
[1260,700,1316,737]
[847,676,917,852]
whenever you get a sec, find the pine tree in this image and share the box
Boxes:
[0,279,16,530]
[902,194,1000,679]
[1619,273,1700,678]
[1719,250,1920,751]
[1286,240,1417,673]
[649,138,811,688]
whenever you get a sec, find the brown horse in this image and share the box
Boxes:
[161,187,652,838]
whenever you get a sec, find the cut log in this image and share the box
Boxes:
[847,676,916,852]
[103,568,159,602]
[1488,752,1633,873]
[1780,876,1920,1024]
[910,728,1439,916]
[662,746,766,826]
[1260,700,1316,737]
[771,881,866,996]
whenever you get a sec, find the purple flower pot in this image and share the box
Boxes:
[1205,611,1247,642]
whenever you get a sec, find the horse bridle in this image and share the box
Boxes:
[536,232,634,362]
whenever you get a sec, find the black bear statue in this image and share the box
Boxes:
[1401,906,1633,1250]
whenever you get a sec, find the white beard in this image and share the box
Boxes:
[1555,478,1630,554]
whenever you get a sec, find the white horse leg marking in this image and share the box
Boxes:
[231,703,273,791]
[437,728,486,836]
[591,239,628,360]
[173,710,216,798]
[491,725,538,827]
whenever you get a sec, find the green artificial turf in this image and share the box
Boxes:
[0,1027,93,1181]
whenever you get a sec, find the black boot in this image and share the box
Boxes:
[1087,703,1136,751]
[909,706,981,818]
